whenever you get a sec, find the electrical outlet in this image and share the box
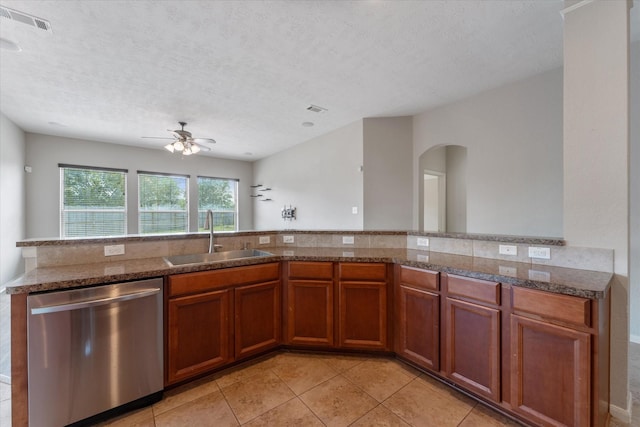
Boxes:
[352,206,358,214]
[259,236,270,244]
[417,238,429,247]
[528,246,551,259]
[499,245,518,256]
[104,244,125,256]
[283,235,294,244]
[342,236,354,244]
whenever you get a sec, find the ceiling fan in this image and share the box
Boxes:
[143,121,216,155]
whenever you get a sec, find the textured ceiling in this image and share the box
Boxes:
[0,1,636,160]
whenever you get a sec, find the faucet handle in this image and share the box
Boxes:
[242,242,250,250]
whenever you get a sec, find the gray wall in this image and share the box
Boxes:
[445,145,467,233]
[25,133,254,237]
[417,145,467,232]
[363,117,413,230]
[0,113,25,284]
[252,121,364,230]
[563,0,629,410]
[630,41,639,342]
[413,67,564,237]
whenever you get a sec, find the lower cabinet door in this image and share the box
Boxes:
[287,280,334,346]
[445,298,501,402]
[396,284,439,371]
[167,289,231,384]
[338,281,388,350]
[235,281,281,360]
[510,314,591,427]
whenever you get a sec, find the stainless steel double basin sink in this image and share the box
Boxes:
[164,249,274,267]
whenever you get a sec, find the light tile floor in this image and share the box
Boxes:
[98,352,522,427]
[1,345,638,426]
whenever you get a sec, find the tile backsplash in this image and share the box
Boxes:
[21,231,613,274]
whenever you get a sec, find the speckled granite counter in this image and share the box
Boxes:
[4,247,612,299]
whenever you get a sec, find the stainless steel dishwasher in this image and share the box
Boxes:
[27,278,164,427]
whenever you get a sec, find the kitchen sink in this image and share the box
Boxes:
[164,249,274,267]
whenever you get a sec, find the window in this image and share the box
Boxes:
[138,172,188,234]
[60,165,127,237]
[198,176,238,232]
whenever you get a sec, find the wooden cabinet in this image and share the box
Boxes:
[166,263,280,384]
[510,287,594,427]
[395,266,440,371]
[235,280,281,360]
[167,289,232,384]
[338,263,389,350]
[285,261,334,347]
[285,261,390,351]
[443,274,501,402]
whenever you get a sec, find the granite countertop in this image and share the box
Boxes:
[4,247,612,299]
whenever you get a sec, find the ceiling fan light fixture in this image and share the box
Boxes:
[147,122,213,156]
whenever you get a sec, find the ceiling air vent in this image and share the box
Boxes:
[306,104,328,113]
[0,6,52,32]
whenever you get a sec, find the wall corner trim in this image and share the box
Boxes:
[609,392,633,423]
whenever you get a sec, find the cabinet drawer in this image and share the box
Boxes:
[288,261,333,280]
[446,274,500,305]
[339,263,386,281]
[512,287,591,328]
[399,266,439,291]
[169,263,280,297]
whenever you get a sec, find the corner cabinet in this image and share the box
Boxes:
[284,261,391,352]
[166,262,280,385]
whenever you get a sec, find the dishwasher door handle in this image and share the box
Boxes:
[30,288,161,315]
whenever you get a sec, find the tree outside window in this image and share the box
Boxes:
[139,172,188,234]
[198,177,238,232]
[60,165,127,237]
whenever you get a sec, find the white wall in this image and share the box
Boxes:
[25,133,254,237]
[413,68,564,237]
[563,0,630,413]
[253,121,363,230]
[0,113,25,284]
[363,117,413,230]
[630,41,640,342]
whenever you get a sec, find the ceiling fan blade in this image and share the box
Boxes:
[142,136,174,140]
[170,130,183,139]
[192,138,216,144]
[194,143,212,151]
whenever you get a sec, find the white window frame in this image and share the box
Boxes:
[59,164,128,238]
[197,176,239,232]
[137,171,189,235]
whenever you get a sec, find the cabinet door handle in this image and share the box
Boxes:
[30,288,160,315]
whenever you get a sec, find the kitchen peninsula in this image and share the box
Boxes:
[7,230,613,427]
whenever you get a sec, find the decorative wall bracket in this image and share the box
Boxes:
[282,205,296,221]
